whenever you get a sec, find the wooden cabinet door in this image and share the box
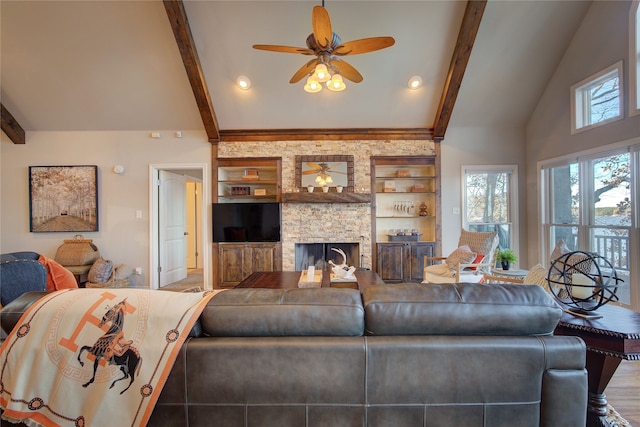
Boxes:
[218,244,247,287]
[376,242,407,283]
[250,244,278,273]
[407,242,435,283]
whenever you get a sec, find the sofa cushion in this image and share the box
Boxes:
[0,251,40,262]
[0,259,47,307]
[201,288,365,337]
[362,283,562,336]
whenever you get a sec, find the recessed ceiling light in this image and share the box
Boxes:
[237,76,251,90]
[408,75,422,90]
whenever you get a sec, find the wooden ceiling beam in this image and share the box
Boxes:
[219,128,435,142]
[1,103,26,144]
[433,0,486,142]
[163,0,220,143]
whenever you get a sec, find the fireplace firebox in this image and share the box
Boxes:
[294,243,360,271]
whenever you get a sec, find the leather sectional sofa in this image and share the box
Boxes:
[1,282,587,427]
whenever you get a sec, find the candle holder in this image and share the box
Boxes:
[547,251,623,319]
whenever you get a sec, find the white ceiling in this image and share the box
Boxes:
[0,0,591,138]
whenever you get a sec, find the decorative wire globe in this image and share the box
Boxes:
[547,251,622,315]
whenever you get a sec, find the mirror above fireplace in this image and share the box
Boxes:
[295,155,354,192]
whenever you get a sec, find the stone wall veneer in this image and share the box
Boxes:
[218,140,436,270]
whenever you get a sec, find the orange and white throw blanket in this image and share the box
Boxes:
[0,288,222,427]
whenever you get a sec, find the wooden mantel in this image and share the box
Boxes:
[281,192,371,204]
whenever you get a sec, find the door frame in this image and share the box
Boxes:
[149,163,209,290]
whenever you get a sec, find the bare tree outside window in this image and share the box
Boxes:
[464,170,512,249]
[588,76,620,125]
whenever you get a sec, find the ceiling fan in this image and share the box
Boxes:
[252,2,395,92]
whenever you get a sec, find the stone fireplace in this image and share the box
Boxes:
[217,139,437,272]
[281,202,372,271]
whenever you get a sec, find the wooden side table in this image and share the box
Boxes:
[555,304,640,427]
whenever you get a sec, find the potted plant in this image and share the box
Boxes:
[496,249,517,270]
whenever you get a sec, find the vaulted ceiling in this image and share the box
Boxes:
[1,0,591,144]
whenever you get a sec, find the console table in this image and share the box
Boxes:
[554,304,640,427]
[235,270,384,290]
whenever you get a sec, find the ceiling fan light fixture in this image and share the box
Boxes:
[237,75,251,90]
[313,63,331,83]
[408,75,422,90]
[304,76,323,93]
[327,74,346,92]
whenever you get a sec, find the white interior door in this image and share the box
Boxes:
[159,170,187,286]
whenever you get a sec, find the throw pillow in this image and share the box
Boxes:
[523,264,552,294]
[88,257,113,283]
[467,253,485,271]
[445,245,477,270]
[38,255,79,291]
[114,264,133,280]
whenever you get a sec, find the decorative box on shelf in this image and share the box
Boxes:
[383,180,396,192]
[242,169,259,180]
[396,169,411,177]
[231,186,250,196]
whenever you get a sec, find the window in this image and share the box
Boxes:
[631,0,639,116]
[541,143,639,309]
[548,162,580,251]
[571,61,623,134]
[462,166,518,252]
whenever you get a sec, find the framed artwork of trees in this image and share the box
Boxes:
[29,165,98,232]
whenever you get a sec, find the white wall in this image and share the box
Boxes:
[439,126,528,263]
[0,130,210,288]
[526,1,640,265]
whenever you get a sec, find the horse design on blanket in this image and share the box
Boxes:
[77,298,142,394]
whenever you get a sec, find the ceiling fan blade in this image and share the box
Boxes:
[312,6,333,49]
[333,37,396,56]
[331,59,363,83]
[253,44,313,55]
[289,58,318,83]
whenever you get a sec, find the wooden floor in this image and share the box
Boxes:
[606,359,640,425]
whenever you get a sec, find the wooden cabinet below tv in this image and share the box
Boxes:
[215,242,282,288]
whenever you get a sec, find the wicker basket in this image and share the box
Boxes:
[55,235,100,266]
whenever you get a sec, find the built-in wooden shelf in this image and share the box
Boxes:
[282,192,371,204]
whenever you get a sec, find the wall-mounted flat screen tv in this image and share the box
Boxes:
[212,202,281,242]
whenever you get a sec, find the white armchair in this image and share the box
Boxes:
[422,230,499,284]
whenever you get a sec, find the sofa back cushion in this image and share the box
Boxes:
[201,288,365,336]
[0,259,47,307]
[362,283,562,336]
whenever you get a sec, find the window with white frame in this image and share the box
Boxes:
[571,61,624,134]
[541,143,639,309]
[462,166,518,252]
[631,0,640,116]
